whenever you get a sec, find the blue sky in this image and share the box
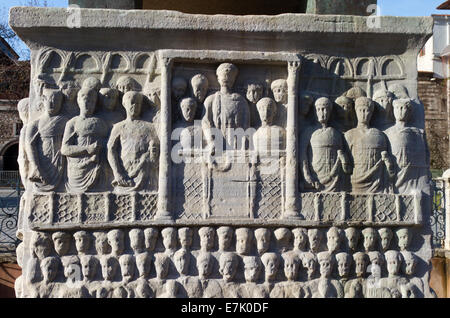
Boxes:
[2,0,450,59]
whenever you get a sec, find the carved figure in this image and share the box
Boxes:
[98,87,123,130]
[235,227,253,255]
[372,89,395,130]
[93,231,111,255]
[52,231,71,257]
[161,227,177,255]
[396,228,412,251]
[150,253,170,297]
[219,253,240,297]
[307,228,323,253]
[173,97,202,151]
[271,251,303,298]
[310,251,343,298]
[196,252,222,298]
[254,228,271,255]
[217,226,233,252]
[190,73,209,105]
[18,98,31,188]
[292,228,308,252]
[136,252,152,279]
[378,228,393,252]
[74,231,92,255]
[335,252,352,280]
[144,227,158,251]
[80,255,99,283]
[299,252,317,280]
[332,96,355,132]
[60,81,80,116]
[353,252,368,278]
[344,97,395,193]
[240,256,267,298]
[119,254,135,284]
[362,227,377,252]
[116,76,139,95]
[129,229,145,254]
[246,79,264,127]
[261,252,280,283]
[199,227,215,252]
[271,79,288,127]
[344,227,360,252]
[326,227,342,253]
[178,227,193,250]
[107,229,124,257]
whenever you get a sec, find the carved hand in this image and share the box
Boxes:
[87,143,100,155]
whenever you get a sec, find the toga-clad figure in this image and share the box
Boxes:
[345,97,395,193]
[107,91,160,193]
[202,63,250,153]
[62,88,108,193]
[300,97,351,192]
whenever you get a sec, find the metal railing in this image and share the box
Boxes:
[431,178,446,249]
[0,171,20,188]
[0,171,22,254]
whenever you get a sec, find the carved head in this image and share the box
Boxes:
[42,88,63,116]
[123,91,143,120]
[116,76,139,95]
[80,255,99,282]
[77,88,98,117]
[389,84,409,99]
[17,98,30,124]
[198,227,215,252]
[307,228,322,253]
[393,98,412,123]
[171,77,187,101]
[385,250,402,276]
[73,231,91,255]
[41,256,59,283]
[174,248,190,275]
[144,227,158,251]
[271,79,288,105]
[119,254,135,282]
[62,255,81,281]
[355,97,374,125]
[254,228,271,255]
[396,228,411,251]
[368,251,385,267]
[136,252,152,278]
[353,252,368,278]
[179,97,197,123]
[144,81,161,109]
[282,251,300,281]
[334,96,354,120]
[178,227,193,249]
[373,89,394,116]
[154,253,170,279]
[401,251,417,276]
[217,226,233,252]
[52,231,71,257]
[235,227,253,255]
[314,97,333,125]
[335,252,352,278]
[31,232,52,260]
[261,252,279,282]
[361,227,377,252]
[219,252,238,283]
[243,256,262,283]
[367,263,382,279]
[216,63,238,90]
[197,252,213,280]
[300,251,317,280]
[378,228,393,252]
[246,80,263,104]
[326,227,342,253]
[60,81,80,102]
[82,77,101,91]
[190,74,209,103]
[299,91,314,116]
[292,228,308,252]
[93,231,111,255]
[129,229,145,254]
[161,227,177,251]
[256,97,277,126]
[317,251,334,279]
[344,227,360,251]
[99,87,119,111]
[107,229,124,256]
[344,87,367,101]
[274,228,292,253]
[100,255,119,281]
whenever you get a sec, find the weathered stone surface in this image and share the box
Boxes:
[10,7,434,298]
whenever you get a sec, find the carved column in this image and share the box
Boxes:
[284,60,301,219]
[156,55,173,220]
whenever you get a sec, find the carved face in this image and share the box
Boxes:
[74,232,91,254]
[64,259,81,281]
[363,230,376,252]
[144,229,158,251]
[218,229,233,251]
[393,100,411,122]
[315,100,332,125]
[43,90,62,116]
[375,92,393,114]
[272,83,287,105]
[81,257,97,281]
[264,258,279,280]
[178,231,192,249]
[255,230,270,255]
[284,257,299,281]
[107,230,124,256]
[335,99,353,119]
[136,253,152,278]
[355,105,373,125]
[293,230,307,251]
[123,92,142,120]
[379,230,392,251]
[99,88,118,111]
[246,84,263,104]
[198,257,212,279]
[101,257,118,281]
[155,259,169,279]
[257,100,276,126]
[345,228,359,251]
[174,252,190,275]
[244,260,261,283]
[120,256,135,281]
[319,258,332,278]
[337,257,351,278]
[53,234,71,256]
[32,237,52,260]
[129,230,145,254]
[199,228,215,251]
[220,259,237,282]
[41,258,58,283]
[236,231,251,255]
[117,76,137,95]
[397,229,410,251]
[387,257,400,276]
[94,232,110,255]
[326,229,340,253]
[217,64,237,90]
[403,256,416,276]
[191,76,208,102]
[180,99,197,123]
[78,89,97,117]
[369,263,381,279]
[302,254,316,279]
[308,229,322,253]
[354,257,367,278]
[162,229,177,250]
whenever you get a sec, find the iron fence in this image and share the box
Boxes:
[431,178,446,249]
[0,171,22,254]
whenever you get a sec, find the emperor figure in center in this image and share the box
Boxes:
[300,97,351,192]
[202,63,250,153]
